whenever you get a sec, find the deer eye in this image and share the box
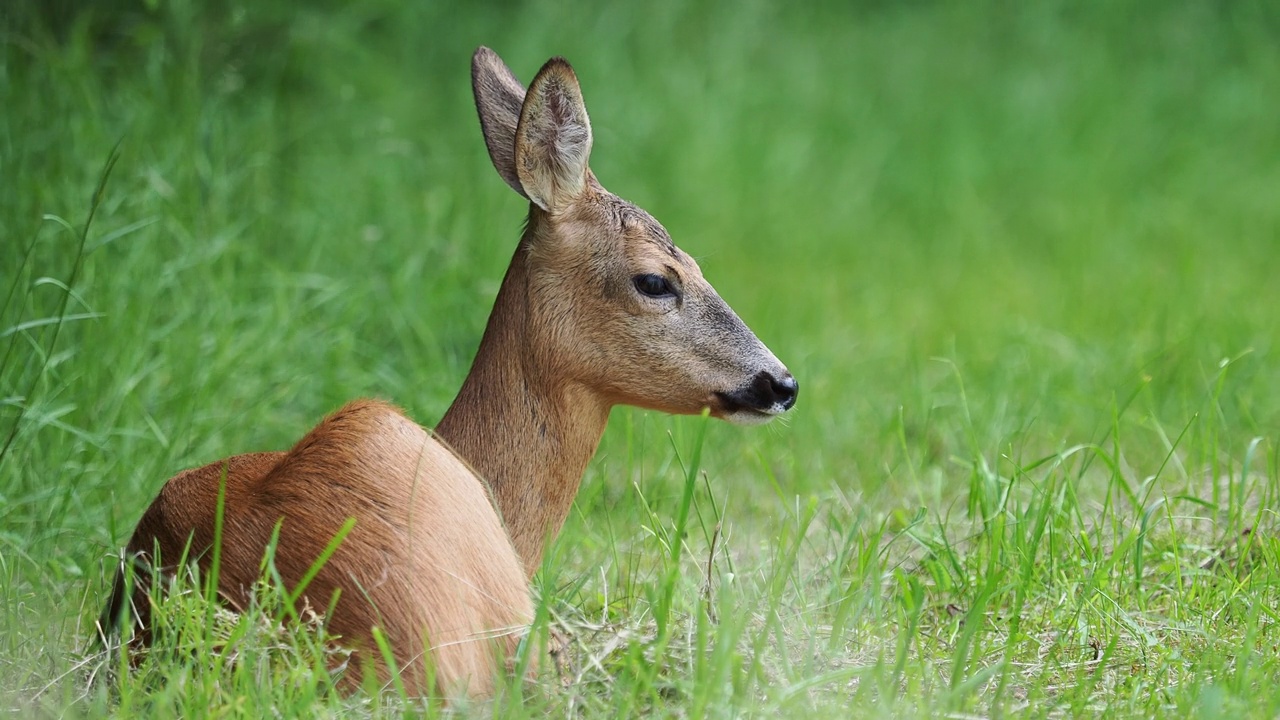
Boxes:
[632,274,676,299]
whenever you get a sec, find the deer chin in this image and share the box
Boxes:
[720,407,781,426]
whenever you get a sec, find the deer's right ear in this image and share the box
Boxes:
[472,47,529,199]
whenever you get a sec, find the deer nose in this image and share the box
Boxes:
[769,372,799,411]
[752,370,798,411]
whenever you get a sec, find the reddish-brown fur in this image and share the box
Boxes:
[103,47,797,699]
[116,401,530,695]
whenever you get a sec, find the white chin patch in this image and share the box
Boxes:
[723,409,779,426]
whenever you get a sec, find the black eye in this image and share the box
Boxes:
[633,274,675,299]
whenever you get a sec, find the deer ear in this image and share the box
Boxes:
[472,47,530,198]
[514,57,593,212]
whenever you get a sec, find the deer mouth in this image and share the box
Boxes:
[709,398,777,425]
[710,370,799,425]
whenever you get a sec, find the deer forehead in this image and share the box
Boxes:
[571,194,705,280]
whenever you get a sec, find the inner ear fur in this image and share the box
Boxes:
[514,58,594,213]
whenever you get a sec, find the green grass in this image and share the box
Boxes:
[3,0,1279,716]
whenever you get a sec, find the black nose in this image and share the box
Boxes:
[771,372,799,410]
[755,371,798,411]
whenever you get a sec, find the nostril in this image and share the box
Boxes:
[767,372,799,410]
[742,371,799,413]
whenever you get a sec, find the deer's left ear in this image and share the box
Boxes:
[514,57,593,213]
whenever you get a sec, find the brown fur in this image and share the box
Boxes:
[116,401,529,696]
[105,47,796,700]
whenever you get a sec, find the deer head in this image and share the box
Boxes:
[469,47,797,425]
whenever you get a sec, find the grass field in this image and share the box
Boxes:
[3,0,1279,716]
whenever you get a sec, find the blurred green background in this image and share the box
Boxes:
[2,0,1278,714]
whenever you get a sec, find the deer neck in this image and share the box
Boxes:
[434,237,611,577]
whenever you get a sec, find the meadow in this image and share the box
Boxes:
[2,0,1279,716]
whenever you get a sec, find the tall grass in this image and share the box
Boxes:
[2,0,1278,716]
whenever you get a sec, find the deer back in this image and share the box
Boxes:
[117,400,531,697]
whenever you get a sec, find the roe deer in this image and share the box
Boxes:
[100,46,798,699]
